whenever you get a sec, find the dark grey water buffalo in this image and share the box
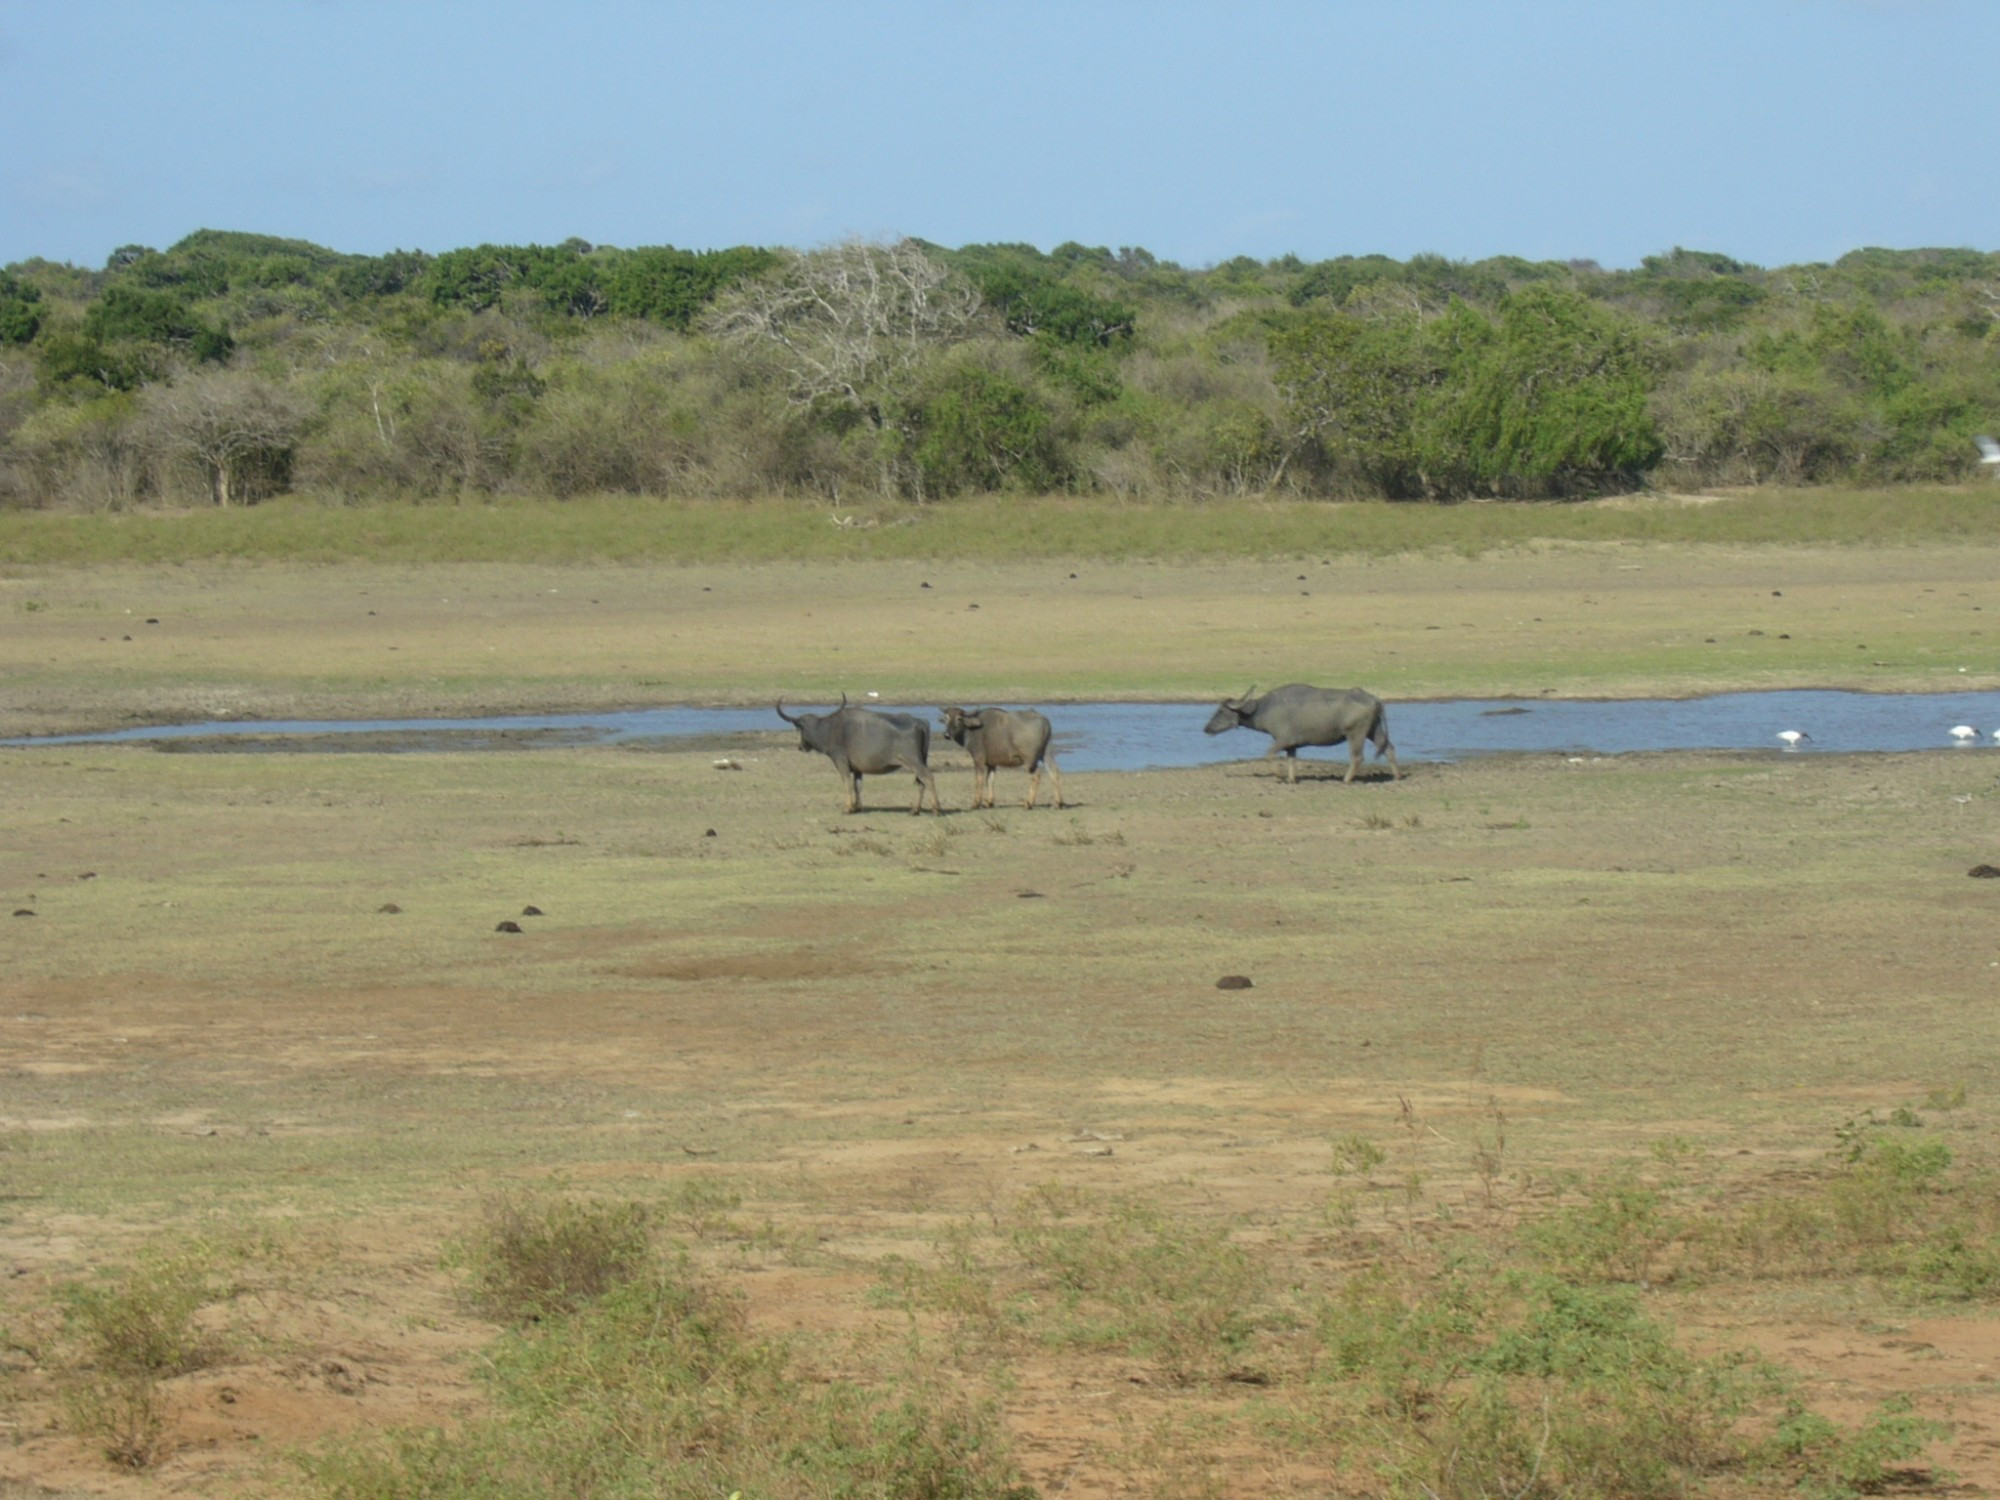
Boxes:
[777,695,942,814]
[1203,683,1399,784]
[939,706,1064,809]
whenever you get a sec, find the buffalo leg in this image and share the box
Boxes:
[1027,756,1064,809]
[904,758,941,815]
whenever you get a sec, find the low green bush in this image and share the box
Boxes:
[301,1260,1031,1500]
[55,1238,238,1469]
[1767,1395,1951,1500]
[450,1189,655,1322]
[1004,1185,1266,1382]
[1519,1172,1678,1284]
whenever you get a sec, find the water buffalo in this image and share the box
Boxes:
[777,695,942,814]
[1203,683,1399,784]
[939,706,1064,809]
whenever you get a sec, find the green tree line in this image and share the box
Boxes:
[0,229,1995,509]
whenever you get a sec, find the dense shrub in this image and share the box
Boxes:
[0,269,43,345]
[906,362,1073,497]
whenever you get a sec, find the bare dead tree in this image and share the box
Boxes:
[137,368,310,506]
[704,238,983,427]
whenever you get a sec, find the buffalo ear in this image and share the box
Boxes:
[963,713,985,730]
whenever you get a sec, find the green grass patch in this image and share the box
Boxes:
[3,486,1996,565]
[1693,1119,2000,1300]
[1296,1261,1946,1500]
[299,1249,1032,1500]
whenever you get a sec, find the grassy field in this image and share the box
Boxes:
[3,487,1999,568]
[3,496,2000,1497]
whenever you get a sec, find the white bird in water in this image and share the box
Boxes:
[1950,724,1978,744]
[1777,729,1810,750]
[1991,728,2000,743]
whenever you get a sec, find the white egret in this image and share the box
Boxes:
[1950,724,1978,743]
[1777,729,1810,750]
[1978,434,2000,469]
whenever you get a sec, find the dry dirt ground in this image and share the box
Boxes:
[3,549,2000,1496]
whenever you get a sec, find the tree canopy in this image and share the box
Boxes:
[2,227,1996,508]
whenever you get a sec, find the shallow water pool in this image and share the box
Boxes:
[10,689,2000,772]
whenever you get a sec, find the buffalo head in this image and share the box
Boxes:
[938,706,985,745]
[1203,686,1258,735]
[776,698,828,752]
[778,694,857,753]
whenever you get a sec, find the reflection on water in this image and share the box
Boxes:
[8,690,2000,771]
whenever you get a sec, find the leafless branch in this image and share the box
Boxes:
[705,238,982,423]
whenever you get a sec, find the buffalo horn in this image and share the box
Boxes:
[775,699,799,725]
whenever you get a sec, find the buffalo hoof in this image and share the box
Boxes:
[1215,974,1253,990]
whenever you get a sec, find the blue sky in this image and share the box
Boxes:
[2,1,1994,272]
